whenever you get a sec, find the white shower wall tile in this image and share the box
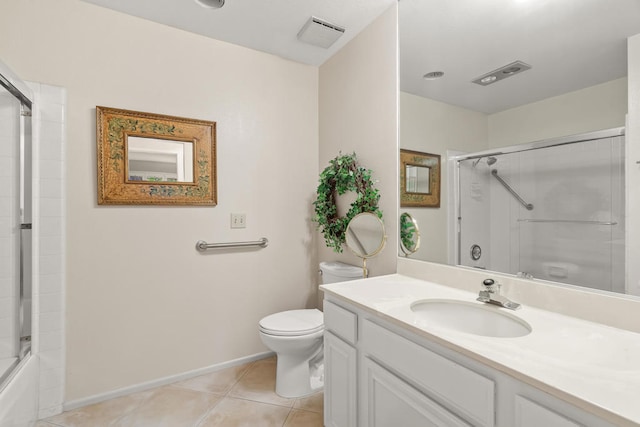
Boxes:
[38,274,62,295]
[38,122,63,161]
[39,236,63,257]
[38,217,63,237]
[39,349,63,373]
[39,312,62,334]
[39,293,62,314]
[38,255,63,276]
[40,198,64,219]
[0,278,11,298]
[39,179,63,199]
[28,82,66,419]
[39,103,65,125]
[40,367,63,390]
[39,159,63,180]
[38,385,64,419]
[38,331,62,352]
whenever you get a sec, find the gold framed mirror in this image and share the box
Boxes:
[400,149,440,207]
[345,212,387,277]
[97,106,217,205]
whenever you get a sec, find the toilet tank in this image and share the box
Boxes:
[319,261,362,284]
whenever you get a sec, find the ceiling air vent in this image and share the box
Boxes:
[297,16,345,49]
[472,61,532,86]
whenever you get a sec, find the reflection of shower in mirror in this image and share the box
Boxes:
[452,128,625,294]
[471,156,497,167]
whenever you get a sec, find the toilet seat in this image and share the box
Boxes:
[259,309,324,337]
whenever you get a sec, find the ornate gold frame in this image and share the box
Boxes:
[400,149,441,207]
[96,106,216,205]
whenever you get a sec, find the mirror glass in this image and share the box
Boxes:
[399,212,420,256]
[127,136,194,183]
[399,0,640,296]
[405,165,430,194]
[346,212,386,259]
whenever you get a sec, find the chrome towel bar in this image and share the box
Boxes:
[517,219,617,226]
[196,238,269,251]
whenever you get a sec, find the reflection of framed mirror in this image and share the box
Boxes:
[400,149,440,207]
[97,106,216,205]
[399,212,420,256]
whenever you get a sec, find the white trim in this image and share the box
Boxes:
[446,150,465,266]
[62,351,274,412]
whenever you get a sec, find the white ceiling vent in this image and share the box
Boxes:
[472,61,532,86]
[297,16,345,49]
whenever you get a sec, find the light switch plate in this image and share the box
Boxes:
[231,213,246,228]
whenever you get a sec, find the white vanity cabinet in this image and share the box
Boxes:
[324,301,358,427]
[323,296,620,427]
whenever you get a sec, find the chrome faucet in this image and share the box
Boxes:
[477,279,521,310]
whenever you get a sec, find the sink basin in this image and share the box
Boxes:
[410,299,532,338]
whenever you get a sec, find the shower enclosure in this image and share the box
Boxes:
[453,128,625,293]
[0,68,32,387]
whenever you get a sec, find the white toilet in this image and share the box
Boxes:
[258,261,363,398]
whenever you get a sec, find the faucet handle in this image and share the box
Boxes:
[482,278,500,294]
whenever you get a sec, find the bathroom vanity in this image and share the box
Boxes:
[321,274,640,427]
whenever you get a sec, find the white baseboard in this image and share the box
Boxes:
[62,351,274,412]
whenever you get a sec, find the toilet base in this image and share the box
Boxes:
[274,347,324,398]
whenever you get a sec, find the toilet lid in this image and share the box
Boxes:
[259,309,324,336]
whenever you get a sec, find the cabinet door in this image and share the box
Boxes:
[325,332,357,427]
[362,357,471,427]
[514,396,582,427]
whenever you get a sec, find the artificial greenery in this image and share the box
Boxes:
[313,153,381,252]
[400,214,417,253]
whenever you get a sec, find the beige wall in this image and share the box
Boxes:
[488,77,628,147]
[626,34,640,296]
[0,0,319,401]
[318,6,398,276]
[399,92,488,263]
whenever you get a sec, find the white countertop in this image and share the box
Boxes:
[321,274,640,426]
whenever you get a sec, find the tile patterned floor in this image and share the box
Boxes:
[37,357,323,427]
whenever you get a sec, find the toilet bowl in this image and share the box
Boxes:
[259,309,324,398]
[258,261,362,398]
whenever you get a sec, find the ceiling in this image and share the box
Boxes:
[80,0,640,114]
[80,0,395,66]
[400,0,640,113]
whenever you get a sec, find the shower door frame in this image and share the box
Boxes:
[0,67,33,389]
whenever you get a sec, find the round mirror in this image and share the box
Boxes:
[399,212,420,256]
[345,212,386,259]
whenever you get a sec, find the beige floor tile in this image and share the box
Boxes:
[283,409,323,427]
[293,391,323,414]
[197,397,291,427]
[172,363,251,395]
[34,422,57,426]
[44,389,154,426]
[228,357,294,407]
[115,385,221,427]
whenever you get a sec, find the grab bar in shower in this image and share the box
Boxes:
[517,219,617,226]
[491,169,534,211]
[196,238,269,252]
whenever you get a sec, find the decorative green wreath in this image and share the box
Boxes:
[313,153,382,252]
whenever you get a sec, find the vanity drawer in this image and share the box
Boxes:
[361,319,495,427]
[324,300,358,344]
[514,396,581,427]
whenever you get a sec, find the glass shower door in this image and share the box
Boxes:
[0,79,32,386]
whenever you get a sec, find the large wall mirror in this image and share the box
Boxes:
[399,0,640,297]
[97,106,217,205]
